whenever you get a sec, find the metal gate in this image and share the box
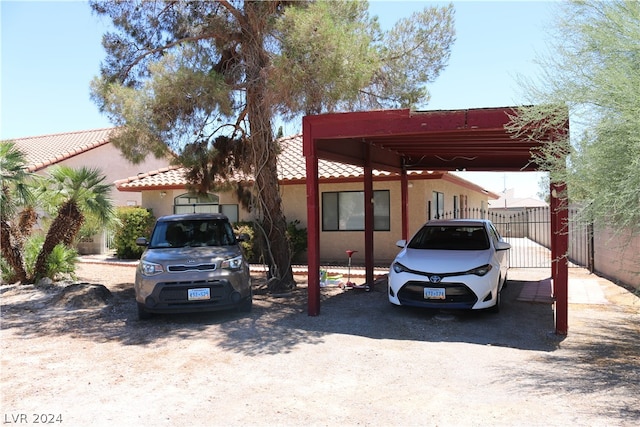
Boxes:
[440,207,592,269]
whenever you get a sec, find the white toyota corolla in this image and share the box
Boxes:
[388,219,510,312]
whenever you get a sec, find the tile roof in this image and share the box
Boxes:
[7,129,494,195]
[117,134,404,190]
[114,165,187,190]
[6,128,116,172]
[276,134,381,180]
[5,129,494,196]
[488,189,548,208]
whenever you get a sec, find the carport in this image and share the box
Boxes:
[302,107,570,335]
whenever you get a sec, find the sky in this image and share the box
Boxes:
[0,0,557,199]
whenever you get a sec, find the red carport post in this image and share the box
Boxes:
[363,145,374,287]
[551,182,569,335]
[304,123,321,316]
[401,169,409,241]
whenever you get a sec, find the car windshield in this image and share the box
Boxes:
[407,225,490,250]
[149,219,236,248]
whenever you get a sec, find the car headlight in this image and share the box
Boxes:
[465,264,493,276]
[392,261,411,274]
[221,255,243,271]
[140,260,164,276]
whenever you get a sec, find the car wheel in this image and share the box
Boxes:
[237,293,253,313]
[488,282,502,314]
[137,302,153,320]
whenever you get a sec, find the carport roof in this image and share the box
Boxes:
[303,107,546,172]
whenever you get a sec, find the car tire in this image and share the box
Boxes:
[237,293,253,313]
[137,302,153,320]
[488,281,502,314]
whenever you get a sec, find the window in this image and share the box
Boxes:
[173,193,239,222]
[432,191,444,219]
[322,190,390,231]
[220,205,239,223]
[488,222,502,245]
[408,225,490,251]
[453,195,459,219]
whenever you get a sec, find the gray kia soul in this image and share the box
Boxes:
[134,213,252,320]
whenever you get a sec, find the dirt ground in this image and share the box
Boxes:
[1,262,639,427]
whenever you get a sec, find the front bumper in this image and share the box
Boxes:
[388,270,498,310]
[135,269,251,314]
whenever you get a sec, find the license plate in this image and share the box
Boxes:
[424,287,445,299]
[188,288,210,301]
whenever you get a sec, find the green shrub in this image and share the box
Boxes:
[113,207,155,259]
[233,220,307,264]
[42,242,78,281]
[233,221,257,262]
[286,219,308,263]
[0,258,15,283]
[23,235,77,281]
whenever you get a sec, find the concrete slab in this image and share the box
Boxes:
[569,278,609,304]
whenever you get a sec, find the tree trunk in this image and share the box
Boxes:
[0,219,28,283]
[242,2,296,293]
[33,200,83,281]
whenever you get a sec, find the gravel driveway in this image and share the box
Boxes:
[1,262,639,426]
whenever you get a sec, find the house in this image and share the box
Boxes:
[6,128,498,262]
[488,188,547,211]
[7,128,171,252]
[115,134,499,264]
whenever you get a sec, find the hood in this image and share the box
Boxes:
[142,245,242,265]
[396,248,492,274]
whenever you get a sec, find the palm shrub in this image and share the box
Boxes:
[1,147,114,283]
[0,141,35,283]
[0,235,78,283]
[33,166,114,281]
[23,234,78,281]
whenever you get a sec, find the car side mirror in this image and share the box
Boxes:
[396,239,407,248]
[495,241,511,251]
[135,237,149,247]
[236,233,250,243]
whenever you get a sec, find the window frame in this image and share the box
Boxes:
[322,190,390,232]
[172,192,239,222]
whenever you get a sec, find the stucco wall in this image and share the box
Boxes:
[594,225,640,289]
[47,144,169,207]
[140,189,253,221]
[133,177,492,264]
[281,178,493,265]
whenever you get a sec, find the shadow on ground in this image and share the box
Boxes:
[2,276,560,353]
[4,272,638,424]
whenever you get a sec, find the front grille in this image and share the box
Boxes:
[168,263,216,272]
[397,280,477,305]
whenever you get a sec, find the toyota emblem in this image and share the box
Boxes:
[429,275,442,284]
